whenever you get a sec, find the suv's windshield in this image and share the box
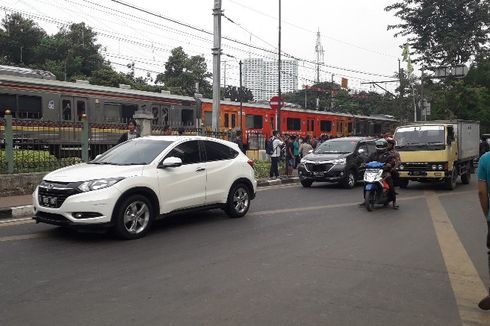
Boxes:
[315,140,357,154]
[90,139,173,165]
[395,126,445,147]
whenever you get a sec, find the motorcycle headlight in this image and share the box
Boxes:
[330,158,346,165]
[432,165,437,170]
[78,177,124,192]
[399,165,404,170]
[438,165,444,170]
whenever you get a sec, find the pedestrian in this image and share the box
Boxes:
[477,151,490,310]
[178,127,185,136]
[292,135,300,168]
[117,119,140,144]
[300,136,314,157]
[285,136,295,175]
[233,129,245,153]
[268,130,283,179]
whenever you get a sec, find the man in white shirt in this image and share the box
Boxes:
[269,130,283,179]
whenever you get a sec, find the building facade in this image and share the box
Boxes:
[243,58,298,101]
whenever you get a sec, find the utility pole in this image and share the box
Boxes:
[239,60,243,131]
[212,0,222,132]
[277,0,282,132]
[223,61,227,88]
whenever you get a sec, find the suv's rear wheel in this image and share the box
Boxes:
[225,183,250,218]
[113,194,153,240]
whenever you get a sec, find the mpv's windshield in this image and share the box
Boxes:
[315,140,357,154]
[90,139,173,165]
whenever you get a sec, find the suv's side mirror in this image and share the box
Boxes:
[158,156,183,169]
[358,148,365,154]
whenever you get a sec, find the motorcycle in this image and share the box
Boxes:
[363,161,392,211]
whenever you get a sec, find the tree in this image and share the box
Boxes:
[223,85,254,102]
[0,13,46,66]
[155,47,212,97]
[35,22,107,80]
[385,0,490,66]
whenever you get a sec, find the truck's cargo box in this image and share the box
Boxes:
[457,120,480,160]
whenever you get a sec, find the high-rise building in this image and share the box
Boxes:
[243,58,298,101]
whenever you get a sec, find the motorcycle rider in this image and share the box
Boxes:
[377,137,400,209]
[361,138,400,209]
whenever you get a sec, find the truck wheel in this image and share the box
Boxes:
[398,179,409,189]
[461,171,471,184]
[445,170,457,190]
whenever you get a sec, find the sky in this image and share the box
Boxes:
[0,0,409,93]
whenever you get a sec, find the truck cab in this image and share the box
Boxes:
[394,121,479,190]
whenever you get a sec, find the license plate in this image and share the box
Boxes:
[41,196,58,207]
[409,171,427,176]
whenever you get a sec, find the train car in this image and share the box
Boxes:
[0,74,197,126]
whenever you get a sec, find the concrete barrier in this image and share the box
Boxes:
[0,172,46,196]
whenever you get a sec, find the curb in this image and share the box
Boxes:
[0,205,33,220]
[0,177,300,220]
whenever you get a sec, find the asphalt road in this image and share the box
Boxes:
[1,178,489,325]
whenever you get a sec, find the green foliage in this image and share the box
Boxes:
[386,0,490,66]
[0,13,46,66]
[253,160,285,179]
[223,85,254,102]
[155,47,212,97]
[0,150,82,174]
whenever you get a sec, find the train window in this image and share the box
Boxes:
[0,94,17,118]
[104,102,121,123]
[246,115,263,129]
[270,116,274,129]
[320,120,332,132]
[224,113,229,128]
[231,113,236,129]
[204,111,212,127]
[121,104,138,123]
[62,99,72,120]
[76,100,86,121]
[181,109,194,126]
[17,95,43,119]
[287,118,301,131]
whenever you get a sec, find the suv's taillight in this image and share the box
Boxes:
[247,160,255,168]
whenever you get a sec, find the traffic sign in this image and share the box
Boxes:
[269,96,284,110]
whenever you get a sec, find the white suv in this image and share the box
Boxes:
[33,136,257,239]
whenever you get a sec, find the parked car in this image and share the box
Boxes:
[33,136,257,239]
[298,137,377,188]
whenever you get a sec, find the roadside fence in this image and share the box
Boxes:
[0,112,259,174]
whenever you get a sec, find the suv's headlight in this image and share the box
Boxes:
[330,158,346,165]
[78,177,124,192]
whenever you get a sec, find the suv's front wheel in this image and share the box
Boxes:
[225,183,251,218]
[113,194,153,240]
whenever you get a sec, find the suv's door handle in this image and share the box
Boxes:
[196,167,206,172]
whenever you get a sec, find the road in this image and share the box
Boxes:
[1,179,489,325]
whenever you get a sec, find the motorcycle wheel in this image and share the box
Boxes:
[365,190,375,212]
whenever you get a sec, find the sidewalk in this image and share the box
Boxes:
[0,176,299,219]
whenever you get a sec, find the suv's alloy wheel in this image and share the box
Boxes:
[342,172,356,189]
[225,183,250,218]
[114,194,153,239]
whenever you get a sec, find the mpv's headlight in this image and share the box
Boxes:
[330,158,346,165]
[78,177,124,192]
